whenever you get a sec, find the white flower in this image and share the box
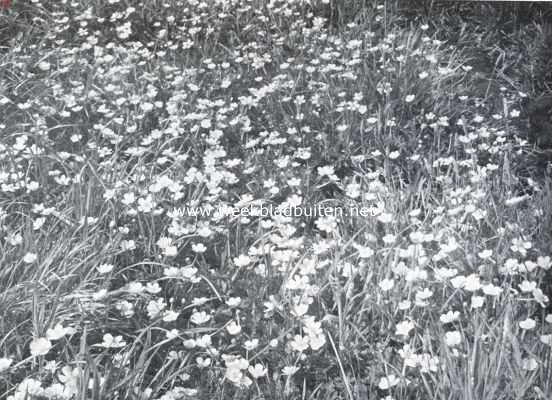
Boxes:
[533,288,549,307]
[450,275,466,289]
[439,311,460,324]
[93,289,108,301]
[225,366,243,384]
[0,357,13,372]
[378,374,399,390]
[290,335,309,352]
[116,300,134,318]
[478,249,492,260]
[482,284,502,297]
[127,282,144,294]
[418,353,439,373]
[395,320,414,337]
[163,245,178,257]
[519,280,537,293]
[46,323,72,341]
[226,297,241,307]
[181,266,198,280]
[398,345,418,368]
[122,192,135,205]
[243,339,259,351]
[226,321,241,335]
[233,254,252,268]
[398,300,411,310]
[378,278,394,291]
[96,334,126,348]
[464,274,481,291]
[445,331,462,347]
[356,245,374,258]
[190,310,211,325]
[44,361,57,373]
[145,282,162,294]
[192,297,209,306]
[120,240,135,251]
[147,298,166,319]
[382,234,396,244]
[521,358,538,371]
[405,94,415,103]
[471,295,485,309]
[315,216,337,233]
[377,213,394,224]
[14,378,43,396]
[309,334,326,350]
[30,337,52,356]
[317,165,335,177]
[96,263,114,274]
[286,274,310,290]
[345,183,361,198]
[223,355,250,386]
[340,262,357,278]
[248,363,267,378]
[162,310,180,322]
[540,334,552,345]
[23,253,37,264]
[416,288,433,300]
[196,356,211,368]
[505,195,529,206]
[537,256,551,270]
[519,318,536,330]
[192,243,206,253]
[37,61,51,71]
[166,329,179,340]
[291,302,309,317]
[157,236,172,249]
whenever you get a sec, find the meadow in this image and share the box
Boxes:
[1,1,552,399]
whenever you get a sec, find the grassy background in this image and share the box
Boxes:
[1,1,552,399]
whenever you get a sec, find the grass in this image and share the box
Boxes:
[1,1,552,399]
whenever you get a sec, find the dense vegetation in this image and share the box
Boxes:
[1,1,552,399]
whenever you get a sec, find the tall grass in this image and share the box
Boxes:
[0,1,551,399]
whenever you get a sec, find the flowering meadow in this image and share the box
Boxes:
[1,1,552,399]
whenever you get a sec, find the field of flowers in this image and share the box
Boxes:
[1,1,552,399]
